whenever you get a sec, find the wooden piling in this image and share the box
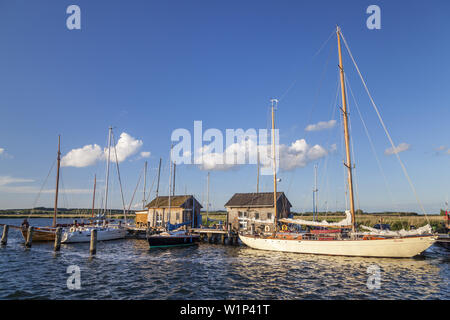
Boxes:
[1,225,9,245]
[54,227,62,252]
[25,226,33,248]
[207,233,212,243]
[221,234,226,244]
[90,229,97,255]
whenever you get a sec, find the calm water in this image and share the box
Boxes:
[0,218,448,300]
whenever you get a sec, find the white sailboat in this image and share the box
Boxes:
[62,127,127,243]
[239,26,437,258]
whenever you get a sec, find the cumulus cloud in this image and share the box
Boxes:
[305,120,336,132]
[279,139,328,170]
[385,143,410,155]
[140,151,151,158]
[195,138,328,172]
[61,144,103,167]
[0,147,13,159]
[61,132,144,167]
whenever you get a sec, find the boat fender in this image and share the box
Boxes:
[70,227,75,233]
[282,225,288,232]
[265,225,270,232]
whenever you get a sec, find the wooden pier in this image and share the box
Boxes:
[191,227,239,245]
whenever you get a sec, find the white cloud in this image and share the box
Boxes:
[61,144,103,167]
[195,138,328,172]
[305,120,336,132]
[385,143,410,155]
[140,151,151,158]
[61,132,144,167]
[436,145,446,151]
[107,132,143,163]
[0,147,13,159]
[279,139,328,170]
[0,176,35,186]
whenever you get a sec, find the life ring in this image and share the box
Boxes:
[264,225,270,232]
[70,227,75,232]
[282,225,288,231]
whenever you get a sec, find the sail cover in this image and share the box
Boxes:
[279,210,352,228]
[359,224,433,236]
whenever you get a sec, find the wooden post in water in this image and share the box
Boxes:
[25,226,33,248]
[1,225,9,245]
[90,229,97,255]
[54,227,62,252]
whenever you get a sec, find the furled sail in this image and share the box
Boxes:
[359,224,433,237]
[279,210,352,228]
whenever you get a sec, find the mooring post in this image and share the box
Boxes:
[221,234,225,244]
[1,225,9,246]
[54,227,62,252]
[207,233,212,243]
[25,226,33,248]
[90,229,97,255]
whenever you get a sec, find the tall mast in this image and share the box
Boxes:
[256,150,260,193]
[156,157,162,198]
[172,163,176,196]
[168,144,173,227]
[206,172,210,226]
[271,99,278,234]
[337,26,356,232]
[143,161,147,209]
[52,135,61,227]
[91,174,96,218]
[313,164,318,221]
[103,127,112,216]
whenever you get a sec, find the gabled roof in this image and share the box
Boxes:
[145,195,203,209]
[224,192,292,208]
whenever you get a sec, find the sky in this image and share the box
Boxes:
[0,0,449,213]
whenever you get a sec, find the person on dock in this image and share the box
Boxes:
[21,218,29,229]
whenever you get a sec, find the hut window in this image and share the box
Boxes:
[255,212,259,220]
[176,212,180,221]
[267,213,272,220]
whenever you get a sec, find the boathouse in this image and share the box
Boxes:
[136,195,202,229]
[224,192,292,233]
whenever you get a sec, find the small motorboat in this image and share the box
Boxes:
[147,230,200,248]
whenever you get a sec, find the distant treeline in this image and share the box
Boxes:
[0,207,134,215]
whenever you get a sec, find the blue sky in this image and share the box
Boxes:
[0,0,449,213]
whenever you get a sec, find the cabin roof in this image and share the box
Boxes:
[224,192,292,208]
[145,195,203,209]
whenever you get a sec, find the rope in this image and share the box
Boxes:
[111,130,128,222]
[30,159,56,216]
[345,76,398,211]
[340,30,429,222]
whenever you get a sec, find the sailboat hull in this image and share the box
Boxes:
[21,228,56,242]
[239,234,437,258]
[62,227,127,243]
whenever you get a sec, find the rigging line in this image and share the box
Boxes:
[344,76,361,212]
[127,166,143,212]
[145,167,158,203]
[111,130,128,221]
[340,31,429,221]
[31,159,56,211]
[345,75,399,211]
[279,29,335,102]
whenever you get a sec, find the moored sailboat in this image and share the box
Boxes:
[61,127,127,243]
[21,135,64,242]
[239,26,437,258]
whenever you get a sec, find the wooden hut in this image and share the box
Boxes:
[138,195,202,229]
[224,192,292,233]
